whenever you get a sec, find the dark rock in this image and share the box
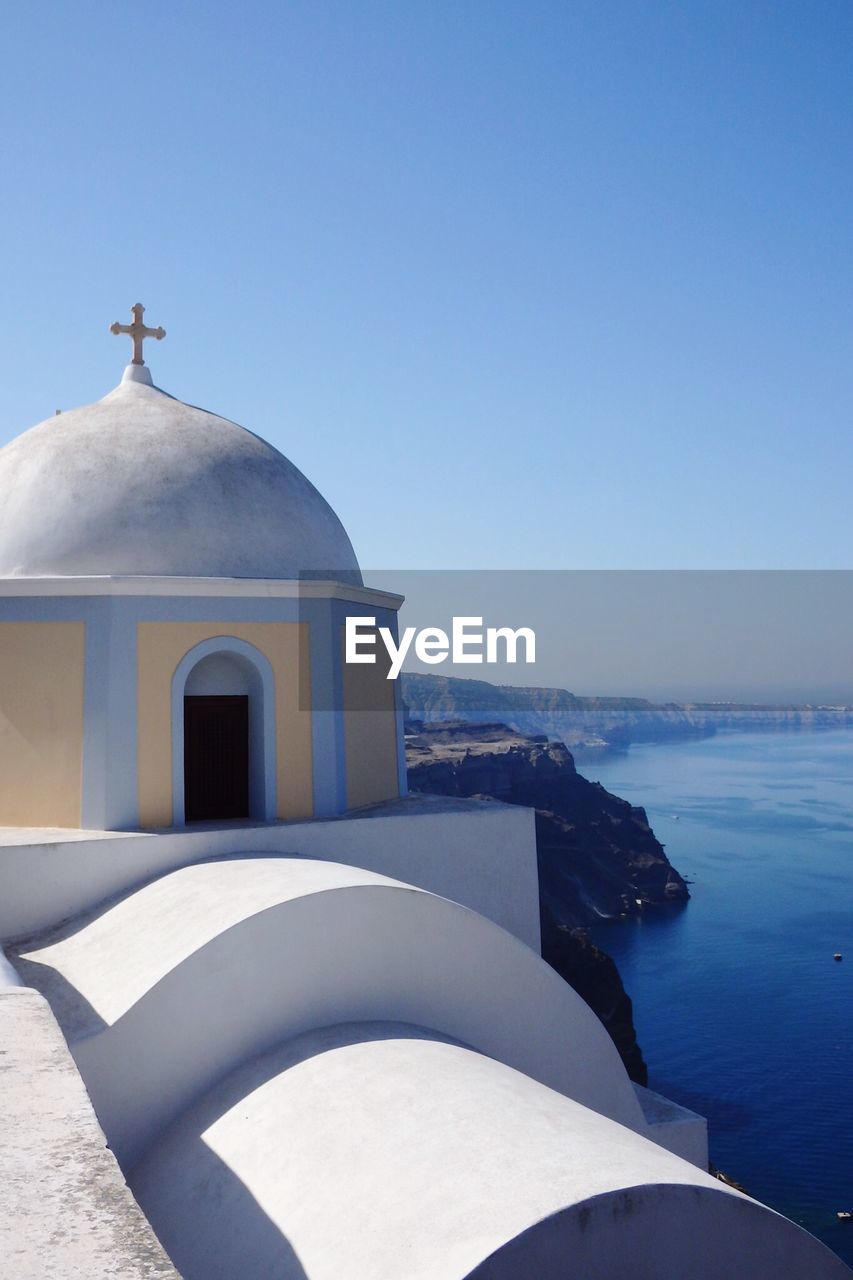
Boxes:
[407,722,689,927]
[540,908,648,1086]
[407,720,690,1080]
[710,1165,752,1196]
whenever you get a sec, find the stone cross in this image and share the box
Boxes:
[110,303,166,365]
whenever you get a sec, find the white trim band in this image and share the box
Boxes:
[0,576,404,609]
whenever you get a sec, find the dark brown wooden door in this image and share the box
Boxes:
[184,695,249,822]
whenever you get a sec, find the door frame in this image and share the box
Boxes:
[170,636,277,826]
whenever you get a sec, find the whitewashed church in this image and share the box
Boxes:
[0,309,847,1278]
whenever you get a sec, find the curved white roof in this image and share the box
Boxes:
[0,366,361,583]
[15,855,646,1164]
[129,1023,847,1280]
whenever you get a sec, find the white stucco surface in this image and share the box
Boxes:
[633,1082,709,1167]
[17,858,404,1029]
[0,989,176,1279]
[129,1022,849,1280]
[13,855,645,1165]
[0,797,541,949]
[0,368,361,582]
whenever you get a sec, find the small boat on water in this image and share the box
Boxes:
[836,1210,852,1222]
[834,953,843,961]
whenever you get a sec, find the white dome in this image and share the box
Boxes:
[0,367,362,583]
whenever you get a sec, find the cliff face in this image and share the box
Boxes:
[539,908,648,1085]
[402,672,853,756]
[407,722,689,927]
[407,721,690,1085]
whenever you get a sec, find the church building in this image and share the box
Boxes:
[0,303,403,831]
[0,310,847,1279]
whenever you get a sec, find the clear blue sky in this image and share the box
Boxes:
[1,1,851,570]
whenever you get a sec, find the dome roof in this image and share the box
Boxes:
[0,366,362,583]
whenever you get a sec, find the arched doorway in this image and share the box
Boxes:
[184,655,251,821]
[171,639,277,826]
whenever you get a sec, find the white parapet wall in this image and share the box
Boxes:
[11,856,645,1167]
[634,1081,709,1168]
[4,838,849,1275]
[0,988,177,1280]
[0,799,707,1173]
[0,794,540,950]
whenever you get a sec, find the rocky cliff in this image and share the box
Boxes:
[407,721,691,1083]
[539,909,648,1085]
[407,721,689,924]
[402,672,853,757]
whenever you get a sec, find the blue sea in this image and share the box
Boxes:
[588,730,853,1268]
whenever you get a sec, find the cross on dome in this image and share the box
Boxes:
[110,303,166,366]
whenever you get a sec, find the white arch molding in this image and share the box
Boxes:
[170,637,277,826]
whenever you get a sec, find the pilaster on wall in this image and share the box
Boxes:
[81,601,139,832]
[308,600,348,817]
[340,605,403,810]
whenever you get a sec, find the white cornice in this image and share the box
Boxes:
[0,576,404,609]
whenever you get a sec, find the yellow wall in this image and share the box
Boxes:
[0,622,85,827]
[137,623,313,828]
[342,628,401,809]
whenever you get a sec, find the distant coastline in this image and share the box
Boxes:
[402,671,853,758]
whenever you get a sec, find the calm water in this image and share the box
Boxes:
[588,730,853,1268]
